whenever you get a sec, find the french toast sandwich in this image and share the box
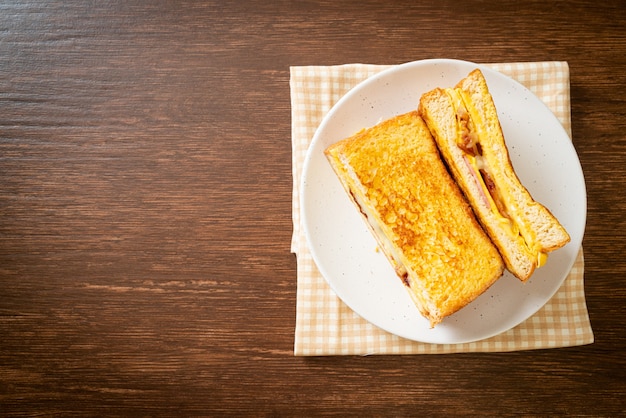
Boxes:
[325,111,504,327]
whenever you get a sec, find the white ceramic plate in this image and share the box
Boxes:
[300,59,586,344]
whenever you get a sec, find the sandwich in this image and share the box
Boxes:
[418,69,570,281]
[324,111,504,327]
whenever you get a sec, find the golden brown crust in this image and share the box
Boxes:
[325,111,504,326]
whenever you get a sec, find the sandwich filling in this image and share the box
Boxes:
[444,87,548,268]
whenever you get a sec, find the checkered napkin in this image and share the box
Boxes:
[291,61,593,355]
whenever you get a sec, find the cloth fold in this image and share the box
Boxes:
[291,61,593,356]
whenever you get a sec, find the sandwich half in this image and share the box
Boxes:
[324,111,504,327]
[418,69,570,281]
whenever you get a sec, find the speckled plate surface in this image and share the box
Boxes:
[300,59,586,344]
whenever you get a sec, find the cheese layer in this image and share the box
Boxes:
[444,87,547,267]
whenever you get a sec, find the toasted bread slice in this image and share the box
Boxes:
[419,69,570,281]
[325,111,504,327]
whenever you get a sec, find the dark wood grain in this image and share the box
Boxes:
[1,0,625,415]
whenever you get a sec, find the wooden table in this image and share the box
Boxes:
[1,1,624,415]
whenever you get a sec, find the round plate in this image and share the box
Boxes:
[300,59,586,344]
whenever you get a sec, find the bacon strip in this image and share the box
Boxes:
[479,168,510,219]
[457,106,480,156]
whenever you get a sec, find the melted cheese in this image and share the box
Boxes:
[445,88,548,265]
[465,153,518,236]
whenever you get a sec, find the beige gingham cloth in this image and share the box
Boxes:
[291,61,593,355]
